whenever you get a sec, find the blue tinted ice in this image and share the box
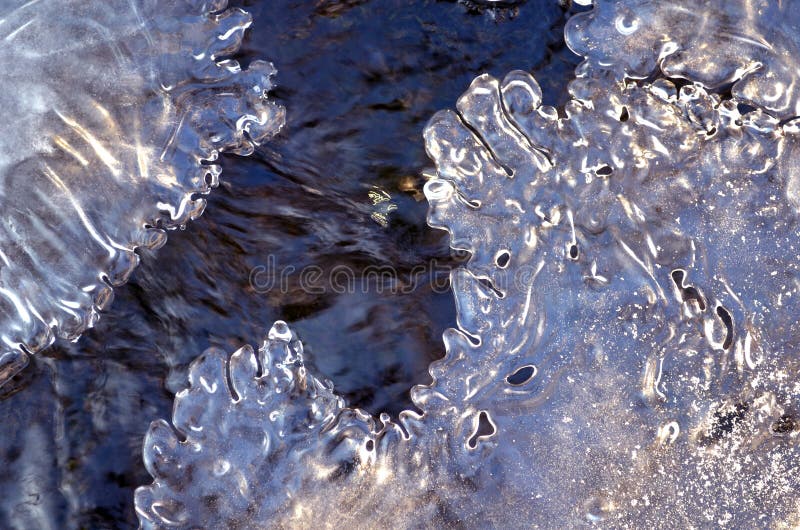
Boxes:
[421,69,800,524]
[0,0,284,385]
[136,1,800,527]
[565,0,800,118]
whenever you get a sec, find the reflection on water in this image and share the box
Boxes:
[0,1,581,527]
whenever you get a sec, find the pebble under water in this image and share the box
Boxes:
[0,1,584,528]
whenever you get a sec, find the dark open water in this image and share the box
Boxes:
[0,1,584,527]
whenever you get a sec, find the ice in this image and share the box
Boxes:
[136,1,800,527]
[421,69,800,524]
[0,0,284,386]
[565,0,800,118]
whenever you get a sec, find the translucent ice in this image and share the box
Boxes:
[0,0,284,385]
[421,69,800,524]
[136,1,800,527]
[565,0,800,118]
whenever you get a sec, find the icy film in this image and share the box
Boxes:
[136,0,800,527]
[0,0,284,385]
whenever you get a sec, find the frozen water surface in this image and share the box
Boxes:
[565,0,800,118]
[136,0,800,527]
[2,2,581,525]
[0,0,284,385]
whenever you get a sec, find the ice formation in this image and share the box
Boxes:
[0,0,284,386]
[136,0,800,527]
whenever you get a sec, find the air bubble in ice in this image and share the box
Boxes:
[505,365,536,386]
